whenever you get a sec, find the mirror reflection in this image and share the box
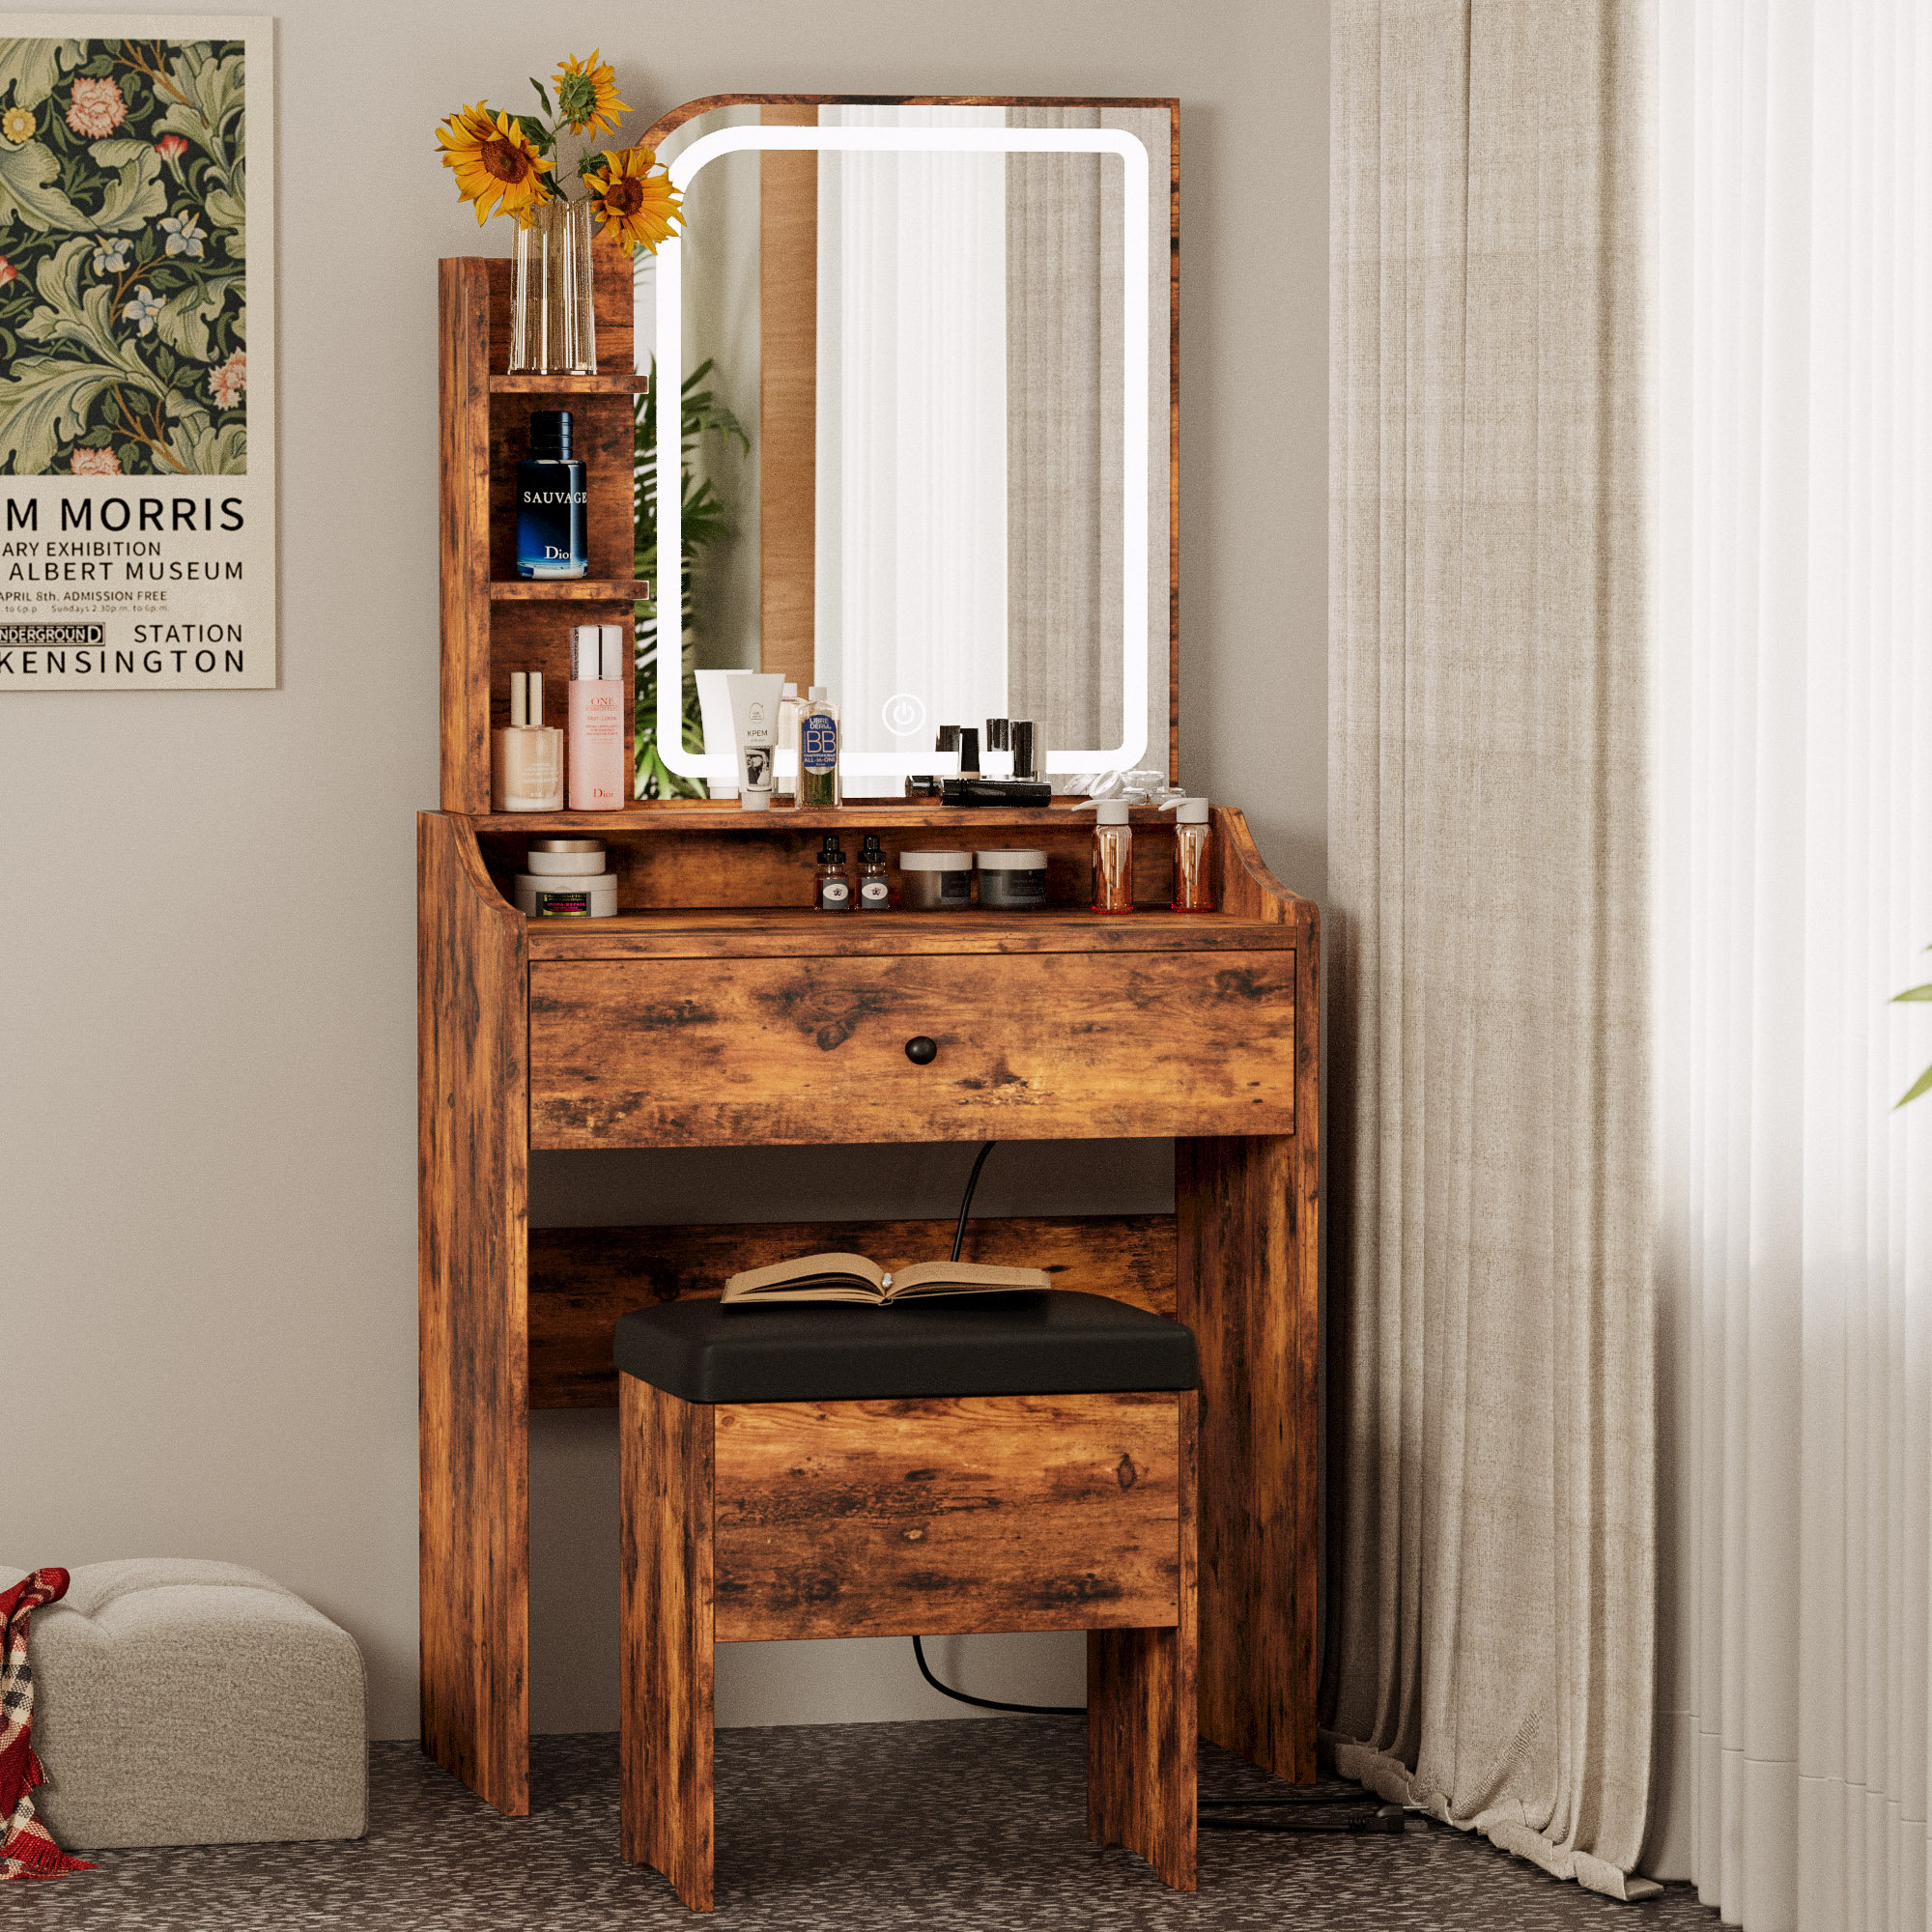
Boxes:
[636,101,1172,797]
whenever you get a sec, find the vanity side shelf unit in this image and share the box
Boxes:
[421,234,1319,1824]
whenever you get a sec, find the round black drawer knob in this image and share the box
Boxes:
[904,1036,939,1065]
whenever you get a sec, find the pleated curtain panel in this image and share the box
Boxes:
[1325,0,1658,1900]
[1649,4,1932,1929]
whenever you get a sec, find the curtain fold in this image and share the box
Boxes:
[1650,5,1932,1927]
[1325,0,1657,1898]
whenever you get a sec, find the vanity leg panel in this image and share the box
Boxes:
[418,811,532,1816]
[621,1378,717,1913]
[1086,1390,1198,1890]
[1177,1133,1319,1782]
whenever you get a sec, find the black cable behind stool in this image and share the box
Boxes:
[909,1141,1406,1836]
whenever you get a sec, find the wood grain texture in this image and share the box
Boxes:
[489,579,652,601]
[527,951,1295,1150]
[620,1375,716,1913]
[710,1393,1181,1641]
[520,910,1295,962]
[1178,1135,1317,1783]
[760,104,817,691]
[417,811,531,1815]
[440,260,492,812]
[480,810,1177,914]
[1087,1388,1197,1890]
[491,372,651,394]
[529,1213,1177,1408]
[483,596,635,752]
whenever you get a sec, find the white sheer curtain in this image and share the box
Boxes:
[1651,4,1932,1926]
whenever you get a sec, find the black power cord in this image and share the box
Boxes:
[910,1142,1406,1837]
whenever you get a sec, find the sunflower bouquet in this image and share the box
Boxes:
[434,51,680,252]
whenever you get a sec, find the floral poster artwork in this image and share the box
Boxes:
[0,15,273,692]
[0,35,246,476]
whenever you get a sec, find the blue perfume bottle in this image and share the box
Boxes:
[516,410,587,579]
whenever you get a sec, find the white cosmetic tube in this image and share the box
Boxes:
[694,668,747,798]
[725,672,785,811]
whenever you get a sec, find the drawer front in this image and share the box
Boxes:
[710,1392,1182,1641]
[528,950,1294,1148]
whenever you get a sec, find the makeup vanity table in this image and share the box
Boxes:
[419,96,1318,1819]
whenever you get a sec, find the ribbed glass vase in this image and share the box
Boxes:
[508,198,597,375]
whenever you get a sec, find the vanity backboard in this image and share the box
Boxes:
[636,96,1178,792]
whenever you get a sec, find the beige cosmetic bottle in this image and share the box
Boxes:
[493,670,564,812]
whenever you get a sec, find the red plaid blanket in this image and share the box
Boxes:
[0,1569,91,1880]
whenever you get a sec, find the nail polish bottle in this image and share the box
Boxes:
[493,671,564,812]
[516,410,587,579]
[814,835,853,912]
[567,624,627,811]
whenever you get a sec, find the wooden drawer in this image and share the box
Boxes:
[527,950,1294,1148]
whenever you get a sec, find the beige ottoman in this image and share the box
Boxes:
[0,1559,366,1849]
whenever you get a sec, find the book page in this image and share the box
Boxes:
[722,1252,887,1303]
[886,1261,1051,1299]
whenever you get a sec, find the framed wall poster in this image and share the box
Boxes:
[0,15,273,691]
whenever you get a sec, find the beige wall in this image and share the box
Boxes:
[0,0,1327,1740]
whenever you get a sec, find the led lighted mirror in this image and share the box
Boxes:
[638,99,1173,795]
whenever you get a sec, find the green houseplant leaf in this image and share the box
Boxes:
[1892,952,1932,1108]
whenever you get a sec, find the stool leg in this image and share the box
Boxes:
[1087,1391,1197,1890]
[620,1377,716,1913]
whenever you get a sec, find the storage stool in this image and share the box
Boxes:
[615,1290,1200,1911]
[0,1558,366,1849]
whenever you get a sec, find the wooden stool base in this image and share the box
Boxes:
[619,1376,1197,1911]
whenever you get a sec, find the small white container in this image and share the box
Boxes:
[975,848,1049,911]
[515,871,618,918]
[899,848,974,911]
[524,838,608,877]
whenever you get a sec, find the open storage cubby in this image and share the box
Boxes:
[439,231,645,814]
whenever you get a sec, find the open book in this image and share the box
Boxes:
[721,1252,1049,1306]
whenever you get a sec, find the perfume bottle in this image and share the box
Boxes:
[492,671,564,811]
[516,410,587,580]
[1161,796,1215,911]
[857,834,891,912]
[1090,799,1134,914]
[566,624,626,811]
[814,835,852,912]
[801,686,840,807]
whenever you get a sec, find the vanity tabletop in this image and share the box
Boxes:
[521,905,1297,960]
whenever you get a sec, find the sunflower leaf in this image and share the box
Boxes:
[514,113,553,156]
[529,77,554,117]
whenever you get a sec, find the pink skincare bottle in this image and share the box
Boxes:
[567,623,627,811]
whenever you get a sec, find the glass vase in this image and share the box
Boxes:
[509,198,597,375]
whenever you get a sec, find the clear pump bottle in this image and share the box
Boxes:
[1161,797,1215,912]
[775,682,801,805]
[1090,800,1134,914]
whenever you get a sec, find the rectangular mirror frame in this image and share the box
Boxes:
[638,94,1179,785]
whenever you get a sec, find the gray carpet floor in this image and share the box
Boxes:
[0,1721,1716,1929]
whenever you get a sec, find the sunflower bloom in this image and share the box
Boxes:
[554,50,628,138]
[436,101,553,225]
[583,146,682,252]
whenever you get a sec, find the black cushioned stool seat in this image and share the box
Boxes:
[612,1289,1200,1406]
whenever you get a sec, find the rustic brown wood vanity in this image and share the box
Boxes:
[419,95,1318,1823]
